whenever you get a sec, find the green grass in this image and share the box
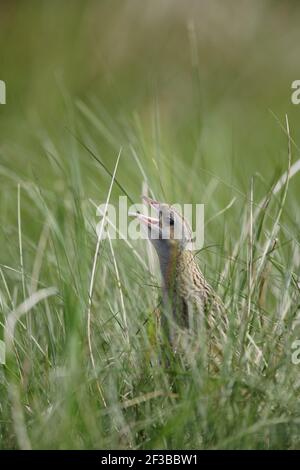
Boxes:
[1,104,300,449]
[1,0,300,450]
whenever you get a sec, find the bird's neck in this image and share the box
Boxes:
[158,244,178,291]
[158,246,196,293]
[157,247,202,330]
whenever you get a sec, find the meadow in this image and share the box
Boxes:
[1,0,300,449]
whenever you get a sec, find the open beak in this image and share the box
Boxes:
[129,196,161,230]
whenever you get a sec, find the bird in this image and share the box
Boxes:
[132,196,227,363]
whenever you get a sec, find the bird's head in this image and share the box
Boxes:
[132,196,193,258]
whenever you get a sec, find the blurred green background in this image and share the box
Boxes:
[1,0,300,178]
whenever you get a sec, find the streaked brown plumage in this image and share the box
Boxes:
[133,196,227,359]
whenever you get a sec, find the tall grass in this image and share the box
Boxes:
[1,102,300,449]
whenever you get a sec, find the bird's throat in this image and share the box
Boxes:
[160,244,179,292]
[158,248,198,300]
